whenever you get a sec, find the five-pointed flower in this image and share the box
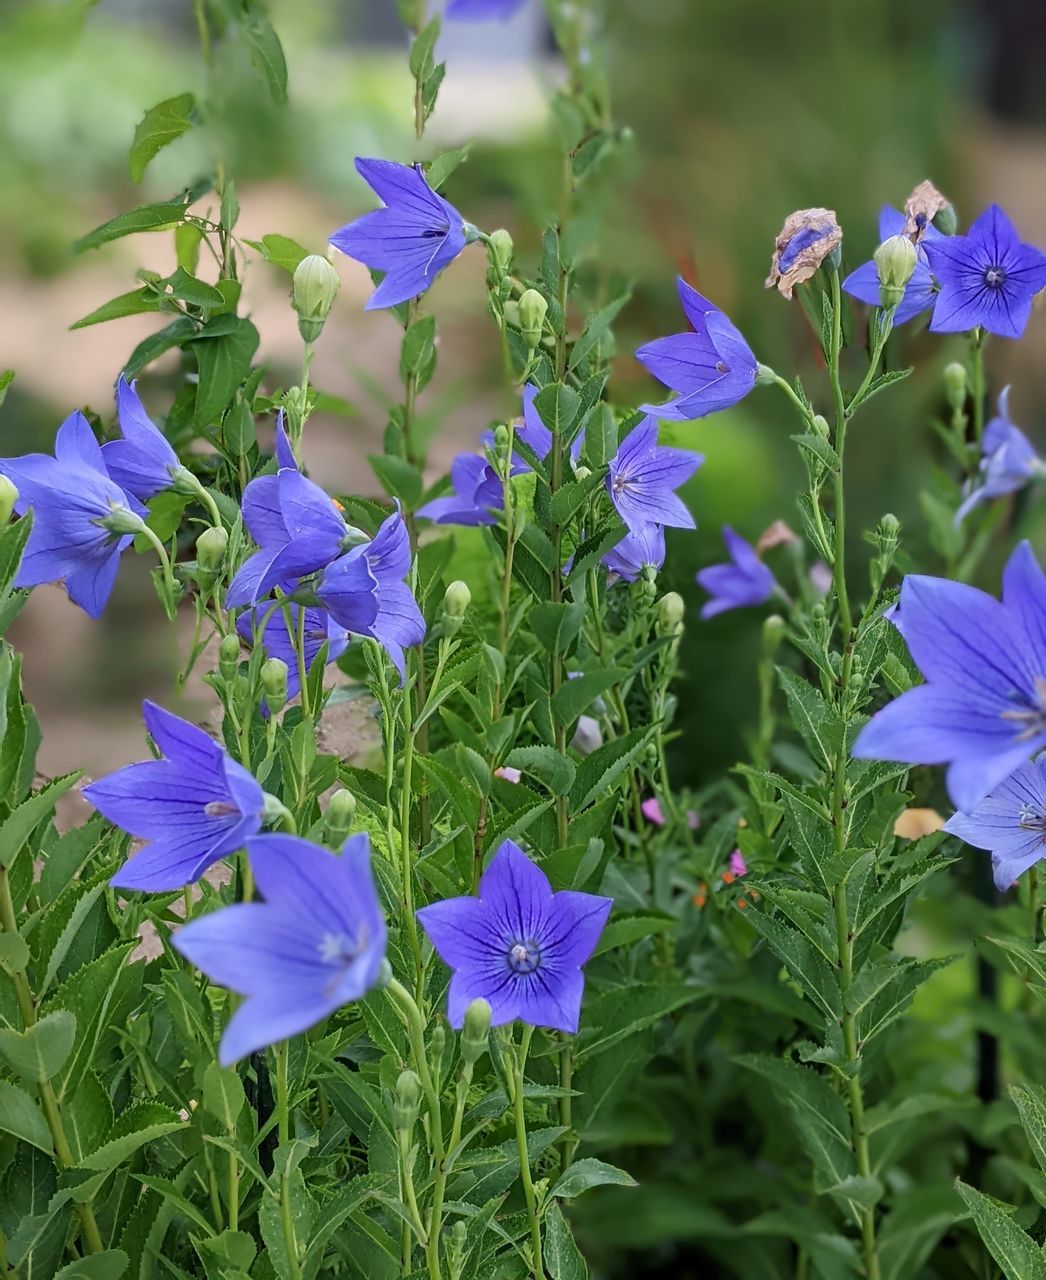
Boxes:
[174,833,387,1064]
[330,159,470,311]
[842,206,941,325]
[101,376,186,501]
[924,205,1046,339]
[317,508,425,677]
[236,604,350,706]
[606,418,702,533]
[636,280,759,421]
[955,387,1044,524]
[0,411,147,618]
[446,0,528,18]
[417,839,611,1033]
[417,452,506,526]
[85,701,265,892]
[943,755,1046,891]
[226,467,355,608]
[697,527,777,619]
[853,541,1046,811]
[603,523,666,583]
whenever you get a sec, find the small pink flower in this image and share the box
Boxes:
[641,797,666,826]
[495,766,522,784]
[809,561,832,597]
[686,809,700,831]
[729,850,748,878]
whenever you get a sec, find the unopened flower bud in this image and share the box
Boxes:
[293,254,340,343]
[393,1069,422,1132]
[0,475,18,525]
[502,300,521,330]
[196,525,228,576]
[943,362,967,413]
[755,363,777,387]
[933,203,957,236]
[441,580,471,636]
[873,235,917,310]
[261,657,289,715]
[875,513,901,555]
[573,464,591,481]
[811,414,830,439]
[762,613,786,655]
[429,1021,446,1074]
[100,504,145,536]
[219,634,241,682]
[518,289,548,349]
[326,788,357,836]
[461,998,491,1064]
[492,423,510,462]
[657,591,685,634]
[487,229,514,279]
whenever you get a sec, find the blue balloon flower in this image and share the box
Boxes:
[842,206,941,326]
[697,527,777,620]
[603,523,666,584]
[417,839,611,1033]
[606,418,702,533]
[101,376,183,501]
[954,387,1044,524]
[944,756,1046,892]
[174,833,387,1064]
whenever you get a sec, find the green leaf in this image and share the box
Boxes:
[777,667,844,772]
[0,1010,76,1083]
[400,315,437,379]
[129,94,195,182]
[745,908,841,1020]
[551,668,629,727]
[242,3,288,104]
[848,366,913,413]
[534,383,582,445]
[1010,1084,1046,1174]
[503,745,576,797]
[569,290,631,371]
[71,288,162,330]
[64,1070,114,1165]
[0,510,33,604]
[246,233,309,272]
[550,1157,636,1199]
[593,913,673,957]
[427,144,471,191]
[368,454,423,509]
[569,727,653,810]
[987,935,1046,1001]
[409,15,441,80]
[203,1061,247,1132]
[955,1179,1046,1280]
[0,772,80,874]
[878,1185,961,1280]
[0,369,13,407]
[75,196,189,252]
[530,601,585,656]
[0,1079,53,1153]
[53,1250,129,1280]
[161,267,225,309]
[544,1201,589,1280]
[578,983,706,1060]
[190,317,260,427]
[79,1102,187,1171]
[0,930,30,975]
[124,316,198,378]
[44,941,139,1098]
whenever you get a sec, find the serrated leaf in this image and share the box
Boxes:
[503,745,576,797]
[777,667,843,772]
[955,1179,1046,1280]
[544,1201,589,1279]
[203,1061,247,1131]
[0,772,80,874]
[0,1010,76,1083]
[1010,1084,1046,1174]
[368,454,423,508]
[129,94,194,183]
[578,983,705,1060]
[569,727,653,810]
[54,1250,129,1280]
[593,913,672,957]
[550,1157,636,1199]
[550,668,628,727]
[79,1102,186,1171]
[0,1079,53,1153]
[530,601,585,656]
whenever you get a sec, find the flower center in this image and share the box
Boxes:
[1001,676,1046,740]
[714,360,729,374]
[984,266,1006,289]
[203,800,240,818]
[318,931,359,965]
[1018,804,1046,840]
[507,939,541,975]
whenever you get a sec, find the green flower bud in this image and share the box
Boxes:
[461,997,491,1064]
[933,202,957,236]
[755,363,778,387]
[518,289,548,350]
[293,254,340,343]
[811,414,830,439]
[0,475,18,525]
[875,512,901,556]
[487,228,514,279]
[762,613,787,656]
[492,423,510,460]
[573,464,591,481]
[502,300,521,330]
[943,362,967,413]
[99,504,145,536]
[326,788,357,836]
[393,1069,422,1132]
[429,1021,446,1073]
[196,525,228,576]
[441,580,471,636]
[873,235,918,310]
[218,634,241,682]
[261,657,289,715]
[657,591,685,633]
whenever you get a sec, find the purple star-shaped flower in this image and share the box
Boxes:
[446,0,527,18]
[330,159,469,311]
[174,833,387,1064]
[417,452,505,526]
[853,541,1046,811]
[943,756,1046,892]
[226,467,351,608]
[100,376,183,501]
[0,411,147,618]
[697,527,777,619]
[842,206,941,325]
[236,604,350,707]
[85,701,265,892]
[636,279,759,422]
[924,205,1046,339]
[416,839,611,1033]
[317,508,425,677]
[607,418,702,533]
[955,387,1043,524]
[603,523,666,583]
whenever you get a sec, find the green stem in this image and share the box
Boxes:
[400,682,424,998]
[137,521,179,620]
[274,1041,290,1145]
[294,603,312,718]
[969,328,986,447]
[512,1027,545,1279]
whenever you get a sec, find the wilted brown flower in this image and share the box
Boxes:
[756,520,799,554]
[903,180,952,241]
[765,208,842,299]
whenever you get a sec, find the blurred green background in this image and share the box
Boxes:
[1,0,1045,790]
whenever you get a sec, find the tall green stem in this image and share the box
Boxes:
[512,1027,545,1279]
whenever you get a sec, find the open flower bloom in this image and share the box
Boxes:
[227,467,354,607]
[317,508,425,678]
[417,452,506,526]
[604,523,666,583]
[101,376,185,501]
[853,541,1046,812]
[607,418,702,533]
[636,280,758,422]
[0,411,147,618]
[417,839,611,1033]
[446,0,527,17]
[85,702,265,892]
[697,527,777,619]
[955,387,1044,524]
[236,604,350,706]
[944,755,1046,891]
[330,159,469,311]
[924,204,1046,339]
[174,833,387,1064]
[842,206,941,325]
